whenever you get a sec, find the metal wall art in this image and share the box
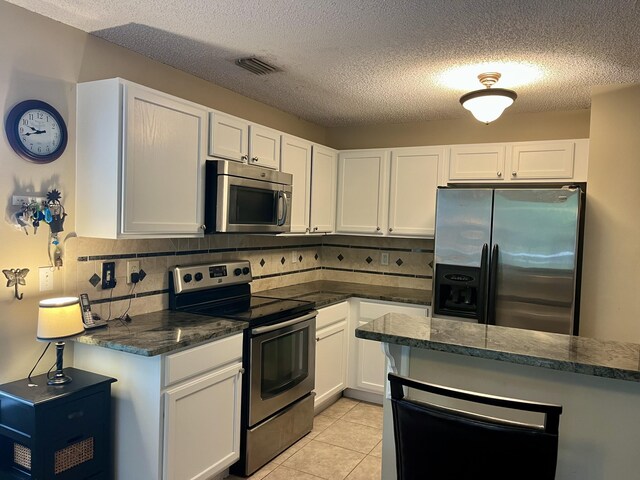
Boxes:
[3,268,29,300]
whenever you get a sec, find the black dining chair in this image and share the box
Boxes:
[388,373,563,480]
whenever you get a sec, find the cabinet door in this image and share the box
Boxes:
[208,111,249,162]
[510,141,575,180]
[123,83,205,235]
[163,362,242,480]
[315,320,348,409]
[249,124,280,169]
[354,301,427,394]
[389,147,443,237]
[281,136,312,233]
[336,150,389,234]
[310,145,337,233]
[449,144,506,181]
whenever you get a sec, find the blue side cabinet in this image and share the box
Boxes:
[0,368,116,479]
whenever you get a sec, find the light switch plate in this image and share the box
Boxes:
[39,267,53,291]
[381,252,390,266]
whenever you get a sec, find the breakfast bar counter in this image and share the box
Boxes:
[356,314,640,480]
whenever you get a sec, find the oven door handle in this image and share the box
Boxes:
[251,311,317,335]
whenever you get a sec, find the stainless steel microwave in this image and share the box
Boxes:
[205,160,292,233]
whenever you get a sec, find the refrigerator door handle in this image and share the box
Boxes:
[480,243,489,324]
[487,244,499,325]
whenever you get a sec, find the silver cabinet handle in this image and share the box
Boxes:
[252,156,259,162]
[497,171,502,177]
[389,228,393,232]
[239,368,245,375]
[512,171,517,177]
[376,226,381,231]
[241,155,248,161]
[306,227,310,232]
[316,337,320,342]
[200,224,206,230]
[314,226,318,231]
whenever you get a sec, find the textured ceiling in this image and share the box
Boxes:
[6,0,640,126]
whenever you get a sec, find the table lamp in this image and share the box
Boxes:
[37,297,85,385]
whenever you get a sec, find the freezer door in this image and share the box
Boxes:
[490,188,581,334]
[434,188,493,268]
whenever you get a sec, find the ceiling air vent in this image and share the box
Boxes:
[235,57,280,75]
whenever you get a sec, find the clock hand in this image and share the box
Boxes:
[24,129,46,136]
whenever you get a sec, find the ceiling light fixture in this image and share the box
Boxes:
[460,72,517,124]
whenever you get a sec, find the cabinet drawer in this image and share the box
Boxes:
[164,333,243,387]
[316,301,349,330]
[49,392,105,438]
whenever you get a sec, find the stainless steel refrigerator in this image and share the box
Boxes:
[432,187,583,335]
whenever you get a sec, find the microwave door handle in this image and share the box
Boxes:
[277,191,288,226]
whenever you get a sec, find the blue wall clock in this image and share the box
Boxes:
[5,100,68,163]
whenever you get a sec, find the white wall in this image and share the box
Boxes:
[580,84,640,342]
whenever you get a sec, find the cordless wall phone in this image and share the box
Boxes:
[80,293,107,329]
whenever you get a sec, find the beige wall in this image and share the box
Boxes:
[325,109,590,150]
[0,1,326,384]
[579,84,640,342]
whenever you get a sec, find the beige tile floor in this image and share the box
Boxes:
[227,397,383,480]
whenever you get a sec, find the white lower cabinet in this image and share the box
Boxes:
[314,302,349,410]
[163,362,242,480]
[73,333,243,480]
[348,300,429,395]
[314,299,430,407]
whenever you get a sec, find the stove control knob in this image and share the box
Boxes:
[183,273,192,283]
[194,272,204,282]
[242,267,250,275]
[234,268,242,276]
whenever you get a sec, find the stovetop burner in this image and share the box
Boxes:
[168,261,315,327]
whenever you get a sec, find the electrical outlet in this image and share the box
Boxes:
[102,262,116,289]
[381,252,390,266]
[127,260,140,284]
[291,251,298,264]
[39,267,53,291]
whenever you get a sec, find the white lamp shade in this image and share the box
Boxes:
[37,297,85,341]
[460,88,517,124]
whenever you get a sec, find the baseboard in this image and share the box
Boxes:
[343,388,383,405]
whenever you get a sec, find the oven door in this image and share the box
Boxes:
[217,174,292,233]
[248,312,316,426]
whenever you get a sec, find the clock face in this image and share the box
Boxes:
[5,100,67,163]
[18,108,62,157]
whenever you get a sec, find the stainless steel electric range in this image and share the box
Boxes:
[169,261,317,476]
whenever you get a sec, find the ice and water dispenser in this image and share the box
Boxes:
[433,264,485,321]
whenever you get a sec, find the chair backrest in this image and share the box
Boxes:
[388,373,562,480]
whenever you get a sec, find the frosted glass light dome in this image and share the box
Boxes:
[461,89,517,124]
[459,72,517,124]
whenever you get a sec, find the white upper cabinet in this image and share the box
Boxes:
[336,150,389,234]
[208,111,280,169]
[310,145,337,233]
[509,140,585,180]
[249,124,281,169]
[281,135,312,233]
[447,139,589,183]
[388,147,444,237]
[336,147,442,237]
[449,144,506,181]
[77,78,206,239]
[208,111,249,162]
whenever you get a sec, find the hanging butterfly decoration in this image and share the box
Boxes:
[3,268,29,300]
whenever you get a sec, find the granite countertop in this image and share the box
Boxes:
[258,280,431,308]
[74,281,429,357]
[356,313,640,383]
[73,310,247,357]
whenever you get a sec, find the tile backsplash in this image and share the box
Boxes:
[64,234,433,318]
